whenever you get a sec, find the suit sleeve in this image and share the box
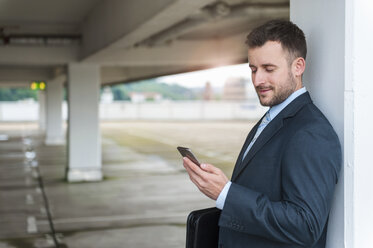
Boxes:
[218,125,342,246]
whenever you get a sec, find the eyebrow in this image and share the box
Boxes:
[249,63,277,68]
[262,63,277,67]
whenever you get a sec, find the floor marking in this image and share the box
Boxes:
[26,194,34,205]
[35,187,42,194]
[27,216,38,233]
[37,212,187,225]
[40,207,47,215]
[25,151,36,160]
[30,160,38,167]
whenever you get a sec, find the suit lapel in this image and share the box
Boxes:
[232,118,283,181]
[231,119,262,178]
[231,92,313,182]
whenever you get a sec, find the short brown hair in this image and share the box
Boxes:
[246,20,307,63]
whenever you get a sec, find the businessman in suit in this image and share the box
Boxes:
[183,20,341,247]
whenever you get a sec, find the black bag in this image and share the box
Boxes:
[186,207,221,248]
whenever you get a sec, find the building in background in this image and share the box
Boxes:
[129,92,163,103]
[223,77,250,101]
[203,81,213,101]
[101,86,114,103]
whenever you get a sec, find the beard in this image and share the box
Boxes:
[256,71,297,107]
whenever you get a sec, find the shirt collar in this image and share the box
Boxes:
[268,87,307,121]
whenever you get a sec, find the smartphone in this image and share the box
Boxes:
[177,146,201,166]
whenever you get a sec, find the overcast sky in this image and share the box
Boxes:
[157,63,252,88]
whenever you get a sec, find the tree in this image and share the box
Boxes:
[109,79,197,101]
[0,88,38,101]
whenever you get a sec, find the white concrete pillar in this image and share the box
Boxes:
[45,75,65,145]
[66,64,102,182]
[38,90,46,131]
[344,0,373,246]
[291,0,373,247]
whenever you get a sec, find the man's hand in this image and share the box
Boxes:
[183,157,228,200]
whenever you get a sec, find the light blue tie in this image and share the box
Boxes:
[242,111,271,160]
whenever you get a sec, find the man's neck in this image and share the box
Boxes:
[268,87,307,120]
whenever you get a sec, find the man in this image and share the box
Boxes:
[183,20,341,247]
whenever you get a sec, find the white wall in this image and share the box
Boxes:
[290,1,345,246]
[0,101,39,121]
[291,0,373,247]
[290,0,345,245]
[345,0,373,247]
[291,1,345,246]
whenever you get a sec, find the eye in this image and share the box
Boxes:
[265,68,274,72]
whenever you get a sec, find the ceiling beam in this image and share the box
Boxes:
[0,46,79,66]
[0,66,54,87]
[81,0,216,62]
[0,67,52,80]
[101,65,187,84]
[86,34,248,67]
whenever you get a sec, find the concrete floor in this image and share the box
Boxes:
[0,121,255,248]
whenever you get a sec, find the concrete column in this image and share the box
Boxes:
[66,64,102,182]
[344,0,373,246]
[45,75,65,145]
[291,0,373,247]
[38,90,46,131]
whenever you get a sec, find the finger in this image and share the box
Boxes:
[183,158,209,188]
[184,161,198,178]
[183,157,205,175]
[185,164,205,188]
[183,159,203,181]
[200,163,220,174]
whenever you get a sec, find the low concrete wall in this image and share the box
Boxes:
[0,100,266,121]
[100,101,266,120]
[0,101,39,121]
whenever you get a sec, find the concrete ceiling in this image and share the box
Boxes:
[0,0,289,86]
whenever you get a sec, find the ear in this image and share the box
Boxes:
[292,57,306,78]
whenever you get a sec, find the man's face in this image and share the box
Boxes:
[248,41,301,107]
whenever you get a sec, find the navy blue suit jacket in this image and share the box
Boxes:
[218,92,341,247]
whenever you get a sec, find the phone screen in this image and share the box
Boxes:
[177,146,201,166]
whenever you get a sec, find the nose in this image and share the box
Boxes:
[252,70,265,87]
